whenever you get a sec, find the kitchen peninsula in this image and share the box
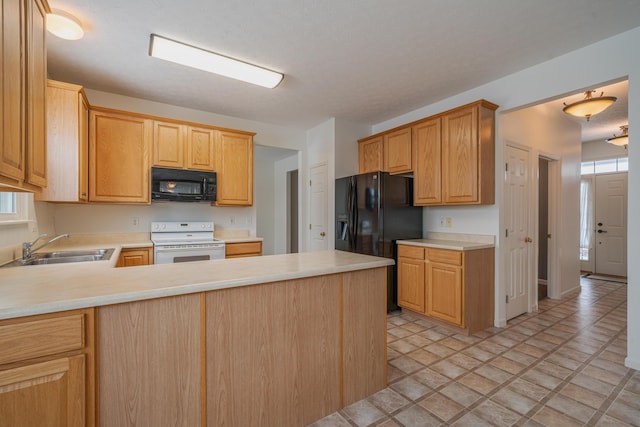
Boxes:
[0,250,391,427]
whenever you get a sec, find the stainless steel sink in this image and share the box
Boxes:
[34,249,114,259]
[2,248,115,267]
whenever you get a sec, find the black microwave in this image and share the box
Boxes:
[151,167,216,202]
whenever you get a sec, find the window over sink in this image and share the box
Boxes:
[0,192,31,224]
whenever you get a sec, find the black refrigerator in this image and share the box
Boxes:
[335,171,423,311]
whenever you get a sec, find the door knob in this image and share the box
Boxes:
[597,229,607,234]
[320,232,326,237]
[524,237,533,243]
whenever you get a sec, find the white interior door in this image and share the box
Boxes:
[505,145,532,320]
[309,163,328,252]
[595,173,628,277]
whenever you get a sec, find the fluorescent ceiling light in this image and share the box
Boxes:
[149,34,283,89]
[47,9,84,40]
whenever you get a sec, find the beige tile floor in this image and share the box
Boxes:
[310,276,639,426]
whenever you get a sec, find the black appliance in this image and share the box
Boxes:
[335,171,423,311]
[151,167,216,202]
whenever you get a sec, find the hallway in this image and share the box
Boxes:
[311,277,638,426]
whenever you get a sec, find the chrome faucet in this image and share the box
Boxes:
[22,233,70,261]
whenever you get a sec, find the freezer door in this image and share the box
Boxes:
[355,172,381,256]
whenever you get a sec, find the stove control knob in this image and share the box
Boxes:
[152,224,159,230]
[207,224,212,229]
[201,224,205,229]
[161,224,166,229]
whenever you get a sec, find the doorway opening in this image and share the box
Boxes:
[538,158,550,300]
[579,159,628,278]
[287,169,299,253]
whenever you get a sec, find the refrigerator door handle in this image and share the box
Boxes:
[347,176,358,248]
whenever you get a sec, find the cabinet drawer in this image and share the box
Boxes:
[225,241,262,258]
[0,314,84,365]
[397,245,425,260]
[427,248,462,266]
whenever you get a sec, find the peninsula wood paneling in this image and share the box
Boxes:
[97,294,201,427]
[206,275,342,427]
[342,267,387,405]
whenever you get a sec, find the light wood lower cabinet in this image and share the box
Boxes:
[116,247,153,267]
[97,268,387,426]
[0,309,95,427]
[207,276,342,426]
[397,245,426,313]
[224,241,262,258]
[397,244,494,335]
[98,295,201,427]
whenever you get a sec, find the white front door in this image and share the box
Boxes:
[505,145,532,320]
[595,173,628,277]
[309,163,328,252]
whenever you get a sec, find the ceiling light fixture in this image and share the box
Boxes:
[606,125,629,147]
[46,9,84,40]
[149,34,283,89]
[562,90,617,121]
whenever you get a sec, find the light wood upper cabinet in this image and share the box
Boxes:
[441,102,496,205]
[89,109,152,203]
[152,122,215,171]
[0,0,49,191]
[413,118,442,205]
[37,80,89,202]
[215,130,254,206]
[384,127,412,174]
[358,136,383,174]
[25,0,48,188]
[152,120,185,168]
[0,309,95,427]
[186,126,215,171]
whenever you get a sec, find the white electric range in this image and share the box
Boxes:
[151,221,225,264]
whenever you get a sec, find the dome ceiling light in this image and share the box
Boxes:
[606,125,629,147]
[46,9,84,40]
[562,90,617,121]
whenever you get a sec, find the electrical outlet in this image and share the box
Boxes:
[445,217,452,227]
[132,217,139,227]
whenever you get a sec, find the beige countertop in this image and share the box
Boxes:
[397,232,495,251]
[0,250,392,321]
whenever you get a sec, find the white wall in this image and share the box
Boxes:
[335,119,370,179]
[351,26,640,369]
[47,202,253,235]
[582,138,628,161]
[501,105,582,303]
[306,119,336,250]
[254,149,276,254]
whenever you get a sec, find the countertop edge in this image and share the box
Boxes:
[0,252,393,321]
[397,239,495,251]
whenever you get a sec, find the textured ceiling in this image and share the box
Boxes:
[46,0,639,134]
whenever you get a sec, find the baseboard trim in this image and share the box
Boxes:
[625,356,640,371]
